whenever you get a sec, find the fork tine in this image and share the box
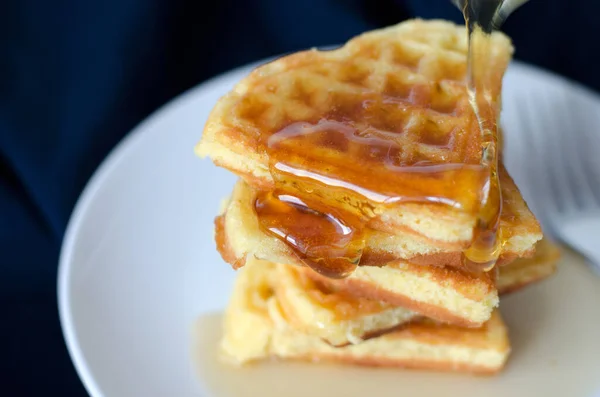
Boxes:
[547,91,585,209]
[516,91,559,229]
[538,88,583,214]
[566,93,600,206]
[554,89,600,210]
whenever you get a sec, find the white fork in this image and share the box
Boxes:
[515,87,600,272]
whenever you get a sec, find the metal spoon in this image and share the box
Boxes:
[452,0,529,30]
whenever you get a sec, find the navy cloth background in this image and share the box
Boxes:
[1,0,596,395]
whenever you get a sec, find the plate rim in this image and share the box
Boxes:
[56,59,600,397]
[56,62,259,397]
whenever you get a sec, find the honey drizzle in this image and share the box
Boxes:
[460,0,514,270]
[255,117,487,278]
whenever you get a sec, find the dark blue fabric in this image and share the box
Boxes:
[0,1,596,394]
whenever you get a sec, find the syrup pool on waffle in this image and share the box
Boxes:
[245,20,519,278]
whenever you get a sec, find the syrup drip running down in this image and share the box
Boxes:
[458,0,528,270]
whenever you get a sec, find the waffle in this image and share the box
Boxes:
[497,238,560,294]
[221,259,511,374]
[215,167,541,272]
[301,238,560,326]
[270,239,557,347]
[196,19,522,249]
[221,241,556,353]
[274,263,419,346]
[270,239,556,345]
[215,179,557,327]
[216,177,558,327]
[216,186,499,327]
[300,261,498,327]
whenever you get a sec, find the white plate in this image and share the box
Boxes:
[58,61,600,397]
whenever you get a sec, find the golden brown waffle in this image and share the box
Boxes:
[214,167,541,272]
[221,259,510,374]
[214,182,556,328]
[301,239,558,326]
[280,238,556,334]
[196,19,520,249]
[274,263,419,346]
[300,261,497,327]
[215,185,499,326]
[263,241,557,348]
[497,238,560,294]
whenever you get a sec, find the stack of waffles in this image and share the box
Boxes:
[195,19,559,375]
